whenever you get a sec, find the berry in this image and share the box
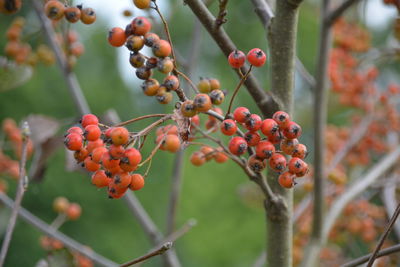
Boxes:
[278,172,294,188]
[80,8,96,24]
[84,125,101,141]
[200,146,215,161]
[209,78,220,90]
[228,137,248,156]
[152,39,172,58]
[244,131,261,146]
[272,111,290,127]
[164,75,180,91]
[269,153,287,172]
[80,114,98,128]
[108,27,126,47]
[282,121,302,140]
[91,170,111,188]
[91,147,108,163]
[65,7,81,23]
[228,50,246,68]
[74,148,89,163]
[67,126,83,135]
[255,140,275,159]
[281,138,299,155]
[113,172,132,189]
[133,0,151,9]
[44,0,65,20]
[260,119,279,137]
[145,57,158,68]
[157,57,174,73]
[247,48,266,67]
[123,148,142,166]
[110,127,129,145]
[126,35,144,52]
[245,114,262,132]
[288,157,308,177]
[144,32,160,47]
[64,133,83,151]
[193,94,212,112]
[101,152,120,170]
[190,151,206,166]
[248,155,266,173]
[181,100,197,117]
[86,139,104,153]
[197,78,211,93]
[220,119,237,136]
[53,197,69,213]
[292,143,308,159]
[233,107,250,123]
[209,89,225,105]
[130,174,145,190]
[157,91,173,104]
[66,203,81,220]
[141,78,160,96]
[129,52,145,68]
[162,134,181,153]
[214,150,229,163]
[109,144,125,159]
[84,157,101,172]
[268,130,283,144]
[135,67,152,80]
[131,16,152,36]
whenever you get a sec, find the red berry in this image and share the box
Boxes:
[66,203,81,220]
[228,50,246,68]
[74,148,89,163]
[91,170,111,188]
[255,140,275,159]
[272,111,290,127]
[247,48,266,67]
[131,16,152,36]
[193,94,212,112]
[91,147,108,163]
[220,119,237,136]
[84,157,101,172]
[260,119,279,137]
[44,0,65,20]
[113,172,132,189]
[269,153,287,172]
[190,151,206,166]
[84,125,101,141]
[282,121,302,140]
[130,174,145,190]
[108,27,126,47]
[233,107,250,123]
[67,126,83,135]
[247,155,266,173]
[281,138,299,155]
[214,150,229,163]
[86,139,104,153]
[101,152,120,170]
[243,131,261,146]
[64,133,83,151]
[123,148,142,166]
[228,137,248,156]
[268,130,283,144]
[292,143,308,159]
[245,114,262,132]
[81,114,99,128]
[152,39,172,58]
[164,75,180,91]
[288,157,308,177]
[110,127,129,145]
[278,171,294,188]
[109,144,125,159]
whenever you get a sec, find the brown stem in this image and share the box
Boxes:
[366,201,400,267]
[0,122,30,266]
[325,0,362,26]
[174,69,200,94]
[135,115,173,137]
[120,242,173,267]
[343,243,400,267]
[226,65,253,116]
[115,114,167,127]
[215,0,228,27]
[138,134,167,167]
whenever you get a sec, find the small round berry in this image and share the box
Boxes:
[44,0,65,20]
[144,32,160,47]
[278,171,295,188]
[108,185,128,199]
[281,138,299,155]
[162,134,181,153]
[145,57,158,69]
[133,0,151,9]
[86,139,104,153]
[53,197,69,213]
[156,90,173,104]
[228,50,246,68]
[80,7,96,24]
[269,153,287,172]
[260,119,279,137]
[292,143,308,159]
[67,126,83,135]
[136,67,152,80]
[65,7,81,23]
[214,150,229,163]
[84,124,101,141]
[152,39,171,58]
[164,75,180,91]
[229,137,248,156]
[233,107,250,123]
[66,203,81,220]
[244,131,261,146]
[209,78,220,90]
[255,140,275,159]
[113,172,132,189]
[74,148,89,163]
[193,94,212,112]
[64,133,83,151]
[247,48,266,67]
[109,144,125,159]
[181,100,198,117]
[130,174,145,190]
[209,89,225,105]
[157,57,174,73]
[131,16,152,36]
[126,35,144,52]
[129,52,145,68]
[268,130,283,144]
[190,151,206,166]
[84,157,101,172]
[245,114,262,132]
[91,146,108,163]
[108,27,126,47]
[141,78,160,96]
[80,114,99,128]
[197,78,211,93]
[220,119,237,136]
[288,157,308,177]
[247,155,266,173]
[200,146,215,161]
[110,127,129,145]
[125,23,134,37]
[122,148,142,166]
[272,111,290,127]
[282,121,302,140]
[91,170,111,188]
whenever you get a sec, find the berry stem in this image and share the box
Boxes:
[115,114,168,127]
[134,115,173,138]
[50,213,67,230]
[225,65,253,117]
[174,69,200,94]
[120,242,173,267]
[138,133,167,167]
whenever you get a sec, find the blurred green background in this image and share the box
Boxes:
[0,0,398,266]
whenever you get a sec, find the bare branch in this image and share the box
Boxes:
[120,242,173,267]
[325,0,362,27]
[366,201,400,267]
[115,114,168,127]
[0,193,118,267]
[295,57,316,89]
[215,0,229,27]
[0,122,30,266]
[381,178,400,240]
[250,0,274,30]
[342,243,400,267]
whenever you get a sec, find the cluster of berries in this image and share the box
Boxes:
[190,146,229,166]
[53,196,82,220]
[155,125,181,153]
[0,118,33,182]
[221,108,308,188]
[108,16,178,104]
[44,0,96,24]
[0,0,21,14]
[228,48,267,68]
[64,114,145,199]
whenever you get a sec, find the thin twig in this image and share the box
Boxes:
[325,0,362,27]
[115,114,167,127]
[120,242,173,267]
[381,178,400,240]
[342,243,400,267]
[225,65,253,116]
[162,219,197,244]
[50,213,67,230]
[366,201,400,267]
[134,115,173,138]
[0,193,118,267]
[174,69,199,94]
[138,134,167,167]
[250,0,274,29]
[0,122,30,266]
[215,0,228,27]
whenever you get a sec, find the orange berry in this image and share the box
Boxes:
[53,197,69,213]
[134,0,151,9]
[110,127,129,145]
[278,172,294,188]
[190,151,206,166]
[91,170,111,188]
[44,0,65,20]
[108,27,126,47]
[152,39,171,58]
[80,8,96,25]
[66,203,81,220]
[129,174,145,190]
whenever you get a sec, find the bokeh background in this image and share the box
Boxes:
[0,0,398,266]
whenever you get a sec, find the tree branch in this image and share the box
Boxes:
[381,179,400,240]
[342,243,400,267]
[0,193,118,267]
[120,242,173,267]
[324,0,362,27]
